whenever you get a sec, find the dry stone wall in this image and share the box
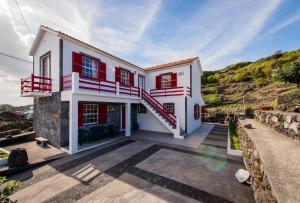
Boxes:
[254,110,300,140]
[237,121,278,203]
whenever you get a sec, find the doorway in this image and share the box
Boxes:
[138,74,145,89]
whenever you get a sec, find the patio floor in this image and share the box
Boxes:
[9,124,254,203]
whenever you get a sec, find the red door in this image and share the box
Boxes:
[121,105,126,130]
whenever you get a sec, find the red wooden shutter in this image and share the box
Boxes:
[156,75,161,89]
[78,103,84,127]
[130,72,134,87]
[98,61,106,81]
[72,52,83,73]
[171,73,177,88]
[98,104,107,124]
[115,67,120,82]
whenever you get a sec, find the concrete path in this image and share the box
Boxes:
[9,125,254,203]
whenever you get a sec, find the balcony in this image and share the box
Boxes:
[150,86,191,97]
[62,73,140,98]
[20,74,52,97]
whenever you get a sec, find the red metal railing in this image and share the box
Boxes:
[141,89,177,128]
[62,74,72,90]
[150,86,184,97]
[119,85,140,97]
[21,74,52,94]
[79,77,117,94]
[187,87,191,97]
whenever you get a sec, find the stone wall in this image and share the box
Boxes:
[254,110,300,141]
[237,121,278,203]
[34,93,69,148]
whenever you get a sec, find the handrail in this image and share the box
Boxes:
[141,89,176,127]
[21,74,52,94]
[119,85,140,97]
[150,86,184,97]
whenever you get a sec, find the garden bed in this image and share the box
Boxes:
[227,120,242,156]
[0,148,10,166]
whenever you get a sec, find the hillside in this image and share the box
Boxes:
[202,49,300,114]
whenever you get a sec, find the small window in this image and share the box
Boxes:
[120,69,131,86]
[161,73,172,89]
[137,104,146,113]
[82,56,98,78]
[163,103,175,114]
[40,53,51,78]
[194,104,200,120]
[83,104,98,124]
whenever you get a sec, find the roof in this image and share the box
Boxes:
[144,57,199,71]
[30,25,199,72]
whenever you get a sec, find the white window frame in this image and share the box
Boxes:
[120,69,130,86]
[83,104,98,125]
[40,53,51,78]
[163,103,175,114]
[161,73,172,89]
[82,56,98,79]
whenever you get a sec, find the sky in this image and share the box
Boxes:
[0,0,300,106]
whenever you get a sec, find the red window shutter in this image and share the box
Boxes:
[171,73,177,88]
[115,67,120,82]
[72,52,83,73]
[156,75,161,89]
[98,61,106,81]
[98,104,107,124]
[130,72,134,87]
[78,103,84,127]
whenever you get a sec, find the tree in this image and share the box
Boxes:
[274,59,300,87]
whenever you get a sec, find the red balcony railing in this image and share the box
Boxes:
[21,74,52,94]
[187,86,191,97]
[62,74,72,90]
[150,86,184,97]
[79,77,117,94]
[119,85,140,97]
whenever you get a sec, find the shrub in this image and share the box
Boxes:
[206,75,218,84]
[228,120,241,150]
[208,86,219,94]
[255,77,267,88]
[0,176,19,203]
[274,59,300,87]
[203,95,223,106]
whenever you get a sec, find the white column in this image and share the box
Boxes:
[125,102,131,137]
[72,72,79,93]
[116,82,120,95]
[69,96,78,154]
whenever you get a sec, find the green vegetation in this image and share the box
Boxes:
[203,49,300,86]
[0,176,19,203]
[207,86,219,94]
[229,120,241,150]
[0,150,9,159]
[203,94,222,106]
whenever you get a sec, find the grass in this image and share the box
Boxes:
[228,121,241,150]
[0,150,9,159]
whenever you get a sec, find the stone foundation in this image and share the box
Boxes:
[237,121,278,203]
[254,110,300,140]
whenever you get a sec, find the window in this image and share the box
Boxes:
[120,69,130,86]
[194,104,200,120]
[161,73,172,89]
[137,104,146,113]
[82,56,98,78]
[40,52,50,78]
[163,103,175,114]
[83,104,98,124]
[107,105,114,113]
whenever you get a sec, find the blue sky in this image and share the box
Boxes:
[0,0,300,105]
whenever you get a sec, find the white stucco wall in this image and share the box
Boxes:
[62,39,146,87]
[137,109,170,133]
[33,32,60,92]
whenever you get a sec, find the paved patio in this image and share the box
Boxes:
[9,125,254,203]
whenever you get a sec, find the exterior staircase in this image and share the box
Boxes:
[140,89,183,138]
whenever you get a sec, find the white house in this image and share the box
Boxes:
[21,25,205,154]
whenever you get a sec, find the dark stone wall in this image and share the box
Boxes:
[34,92,69,148]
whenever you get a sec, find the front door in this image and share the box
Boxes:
[120,105,126,131]
[40,53,50,78]
[138,74,145,89]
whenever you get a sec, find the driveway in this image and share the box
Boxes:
[9,125,254,203]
